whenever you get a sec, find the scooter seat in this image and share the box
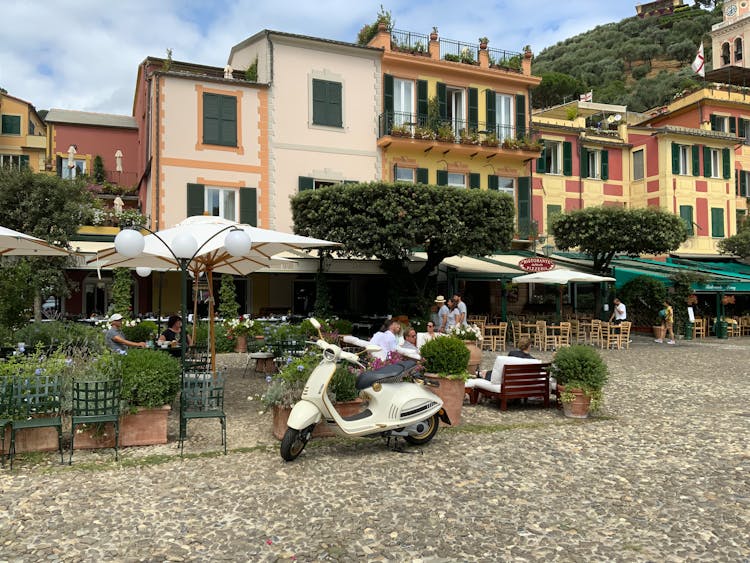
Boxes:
[356,360,417,390]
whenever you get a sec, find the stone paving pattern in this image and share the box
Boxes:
[1,335,749,561]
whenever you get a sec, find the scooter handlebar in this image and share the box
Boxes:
[395,346,421,361]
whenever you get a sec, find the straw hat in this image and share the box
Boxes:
[434,295,446,303]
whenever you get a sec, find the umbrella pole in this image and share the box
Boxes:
[558,285,563,322]
[207,268,216,373]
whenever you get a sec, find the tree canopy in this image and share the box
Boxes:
[718,216,750,258]
[550,206,688,273]
[291,182,515,310]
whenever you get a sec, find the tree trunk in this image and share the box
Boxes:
[33,292,42,322]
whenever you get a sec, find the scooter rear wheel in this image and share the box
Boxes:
[280,426,311,461]
[405,413,440,446]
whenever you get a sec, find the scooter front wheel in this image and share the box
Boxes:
[405,413,440,446]
[280,426,312,461]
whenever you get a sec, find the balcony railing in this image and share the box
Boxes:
[390,29,431,56]
[378,111,539,150]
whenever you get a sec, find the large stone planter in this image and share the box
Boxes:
[464,340,482,375]
[1,426,59,454]
[272,399,364,440]
[424,375,465,426]
[73,405,171,449]
[234,335,248,353]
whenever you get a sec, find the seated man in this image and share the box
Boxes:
[105,313,147,353]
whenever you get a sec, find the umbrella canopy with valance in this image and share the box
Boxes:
[0,225,70,256]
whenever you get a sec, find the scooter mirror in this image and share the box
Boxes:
[365,344,382,354]
[309,318,321,330]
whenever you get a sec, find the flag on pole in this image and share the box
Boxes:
[691,42,705,77]
[579,91,593,102]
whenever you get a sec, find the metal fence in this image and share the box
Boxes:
[378,111,520,143]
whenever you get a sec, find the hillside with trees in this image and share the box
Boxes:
[532,2,723,112]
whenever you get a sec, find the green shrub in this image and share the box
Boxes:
[300,318,330,338]
[119,349,180,410]
[262,350,322,408]
[12,321,104,353]
[330,318,353,335]
[551,345,608,393]
[619,275,667,327]
[122,320,158,343]
[419,336,469,378]
[329,364,358,403]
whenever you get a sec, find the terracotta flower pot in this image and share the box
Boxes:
[559,385,591,419]
[424,375,465,426]
[464,340,482,375]
[234,335,247,353]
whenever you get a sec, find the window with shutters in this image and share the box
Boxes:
[495,94,513,141]
[711,207,725,237]
[1,115,21,135]
[739,170,750,197]
[0,154,28,169]
[57,156,86,179]
[206,187,237,221]
[679,205,694,236]
[447,173,466,188]
[710,115,732,132]
[394,166,415,183]
[677,144,690,175]
[497,177,514,195]
[446,87,465,138]
[540,141,561,174]
[633,149,644,181]
[202,93,237,147]
[586,150,601,179]
[708,148,720,178]
[312,79,343,128]
[393,78,414,127]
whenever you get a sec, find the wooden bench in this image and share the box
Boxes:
[467,362,553,411]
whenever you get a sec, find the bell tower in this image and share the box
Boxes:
[710,0,750,69]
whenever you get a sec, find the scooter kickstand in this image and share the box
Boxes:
[386,435,422,455]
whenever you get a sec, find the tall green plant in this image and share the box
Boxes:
[218,274,240,320]
[619,276,667,327]
[111,268,133,318]
[93,155,105,183]
[670,271,708,333]
[419,336,469,378]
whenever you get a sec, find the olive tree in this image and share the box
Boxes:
[550,206,688,273]
[291,182,515,312]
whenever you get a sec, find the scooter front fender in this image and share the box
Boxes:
[287,400,323,431]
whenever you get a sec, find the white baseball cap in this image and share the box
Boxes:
[109,313,123,322]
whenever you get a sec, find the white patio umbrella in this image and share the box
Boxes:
[512,268,615,320]
[0,225,70,256]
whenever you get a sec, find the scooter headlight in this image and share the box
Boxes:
[323,347,337,361]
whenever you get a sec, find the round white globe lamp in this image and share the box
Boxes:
[224,229,252,257]
[114,229,145,258]
[172,232,198,259]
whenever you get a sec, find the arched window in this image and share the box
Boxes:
[722,42,731,65]
[735,37,743,62]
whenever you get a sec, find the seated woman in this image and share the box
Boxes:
[158,315,193,346]
[477,337,534,380]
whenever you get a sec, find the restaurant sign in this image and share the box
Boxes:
[519,257,555,272]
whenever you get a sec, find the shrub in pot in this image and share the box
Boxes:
[418,335,469,426]
[550,345,608,418]
[118,349,181,411]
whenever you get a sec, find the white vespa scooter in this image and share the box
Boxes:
[280,319,450,461]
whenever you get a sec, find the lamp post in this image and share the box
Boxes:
[114,225,252,374]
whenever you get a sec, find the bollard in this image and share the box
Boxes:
[716,320,728,339]
[684,322,694,341]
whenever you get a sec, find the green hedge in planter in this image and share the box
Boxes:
[122,320,158,343]
[419,335,469,379]
[119,349,180,410]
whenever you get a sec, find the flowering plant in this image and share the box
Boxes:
[224,315,258,339]
[722,295,736,305]
[447,323,482,341]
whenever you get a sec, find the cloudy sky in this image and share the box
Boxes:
[2,0,639,116]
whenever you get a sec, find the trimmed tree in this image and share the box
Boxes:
[550,206,688,273]
[291,182,515,313]
[218,274,240,320]
[718,216,750,258]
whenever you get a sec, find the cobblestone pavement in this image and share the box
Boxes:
[1,335,749,562]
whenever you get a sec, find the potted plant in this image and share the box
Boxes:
[482,131,499,147]
[414,126,435,140]
[389,123,411,137]
[479,37,489,50]
[419,336,469,426]
[446,323,483,374]
[430,26,438,41]
[224,315,258,353]
[436,123,454,142]
[550,345,608,419]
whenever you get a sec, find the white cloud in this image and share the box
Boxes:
[0,0,637,115]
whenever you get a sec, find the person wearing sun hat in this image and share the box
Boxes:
[435,295,450,333]
[105,313,147,353]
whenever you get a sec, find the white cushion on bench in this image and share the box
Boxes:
[490,356,542,384]
[464,377,501,393]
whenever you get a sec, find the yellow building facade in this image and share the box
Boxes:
[0,91,47,172]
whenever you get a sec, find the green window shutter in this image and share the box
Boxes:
[671,142,680,175]
[468,88,478,130]
[384,74,394,115]
[679,205,694,236]
[203,93,220,145]
[219,95,237,146]
[416,80,428,123]
[437,82,447,120]
[515,94,526,138]
[562,142,573,176]
[547,205,562,229]
[601,150,609,180]
[313,79,342,127]
[1,115,21,135]
[730,117,737,134]
[298,176,314,192]
[709,114,718,131]
[187,183,205,217]
[416,168,428,184]
[469,172,480,189]
[488,175,499,191]
[485,90,496,134]
[722,147,731,179]
[536,142,546,173]
[703,145,711,178]
[692,145,700,176]
[19,155,29,169]
[517,177,531,237]
[437,170,448,186]
[239,187,257,226]
[580,147,589,178]
[711,207,725,237]
[329,82,342,127]
[740,118,748,138]
[741,171,748,197]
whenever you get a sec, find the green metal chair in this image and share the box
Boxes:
[9,374,64,469]
[0,377,13,467]
[69,379,122,464]
[184,345,211,372]
[179,371,226,456]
